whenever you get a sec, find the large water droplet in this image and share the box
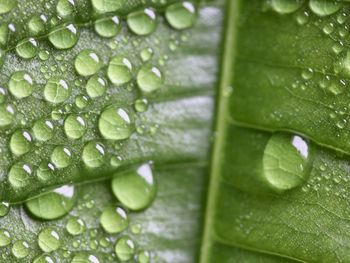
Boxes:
[12,240,29,259]
[8,162,32,189]
[74,49,103,77]
[309,0,342,16]
[38,228,61,252]
[44,77,70,104]
[94,16,121,38]
[9,71,34,99]
[0,0,17,14]
[48,23,78,49]
[64,114,86,139]
[100,206,128,234]
[10,130,32,155]
[107,56,133,85]
[82,141,105,168]
[51,146,72,168]
[86,75,107,98]
[0,229,11,247]
[271,0,304,14]
[26,185,75,220]
[137,65,162,93]
[32,119,54,141]
[66,217,85,235]
[263,133,313,191]
[127,8,157,36]
[56,0,75,18]
[98,106,133,140]
[15,38,38,59]
[115,236,135,261]
[112,163,156,210]
[165,2,197,29]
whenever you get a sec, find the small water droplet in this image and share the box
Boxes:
[74,49,103,77]
[38,228,61,252]
[115,236,135,261]
[165,2,197,30]
[127,8,157,36]
[9,71,34,99]
[100,206,128,234]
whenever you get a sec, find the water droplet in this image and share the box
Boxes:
[56,0,75,18]
[8,162,32,189]
[36,161,55,182]
[94,16,121,38]
[100,206,128,234]
[0,87,6,104]
[296,11,309,25]
[0,202,9,217]
[271,0,304,14]
[12,240,29,259]
[98,106,133,140]
[64,114,86,139]
[0,104,15,127]
[127,8,157,36]
[138,250,150,263]
[165,2,196,29]
[33,119,54,141]
[309,0,342,16]
[71,254,100,263]
[9,71,34,99]
[93,0,126,12]
[28,14,47,36]
[16,38,38,59]
[48,23,78,49]
[135,98,148,112]
[0,0,17,14]
[74,49,103,76]
[26,185,75,220]
[107,56,133,85]
[322,22,334,34]
[130,222,141,234]
[51,146,72,168]
[38,228,60,252]
[44,77,70,104]
[33,254,55,263]
[262,133,312,191]
[66,217,85,235]
[86,75,107,98]
[10,130,32,156]
[0,229,11,247]
[140,47,153,62]
[82,141,105,168]
[112,163,156,210]
[75,95,88,109]
[137,65,162,93]
[115,236,135,261]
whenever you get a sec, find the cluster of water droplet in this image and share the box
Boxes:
[0,0,198,261]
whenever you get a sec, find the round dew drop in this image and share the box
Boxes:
[56,0,76,18]
[51,146,72,168]
[12,240,29,259]
[165,2,197,30]
[100,206,129,234]
[98,106,133,140]
[15,38,38,59]
[75,95,89,109]
[36,161,55,182]
[94,16,121,38]
[44,77,70,104]
[85,75,107,98]
[115,236,135,261]
[0,87,6,103]
[262,133,313,191]
[64,114,87,139]
[0,104,15,127]
[138,250,150,263]
[28,14,47,36]
[38,228,60,252]
[0,229,11,247]
[33,254,55,263]
[66,217,85,235]
[8,162,32,189]
[48,23,78,49]
[107,56,133,85]
[127,8,157,35]
[10,130,32,156]
[9,71,34,99]
[82,141,105,168]
[112,162,156,210]
[74,49,103,76]
[270,0,304,14]
[309,0,342,16]
[137,65,163,93]
[33,119,54,141]
[134,98,148,112]
[92,0,125,13]
[71,254,100,263]
[0,201,9,217]
[26,185,75,220]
